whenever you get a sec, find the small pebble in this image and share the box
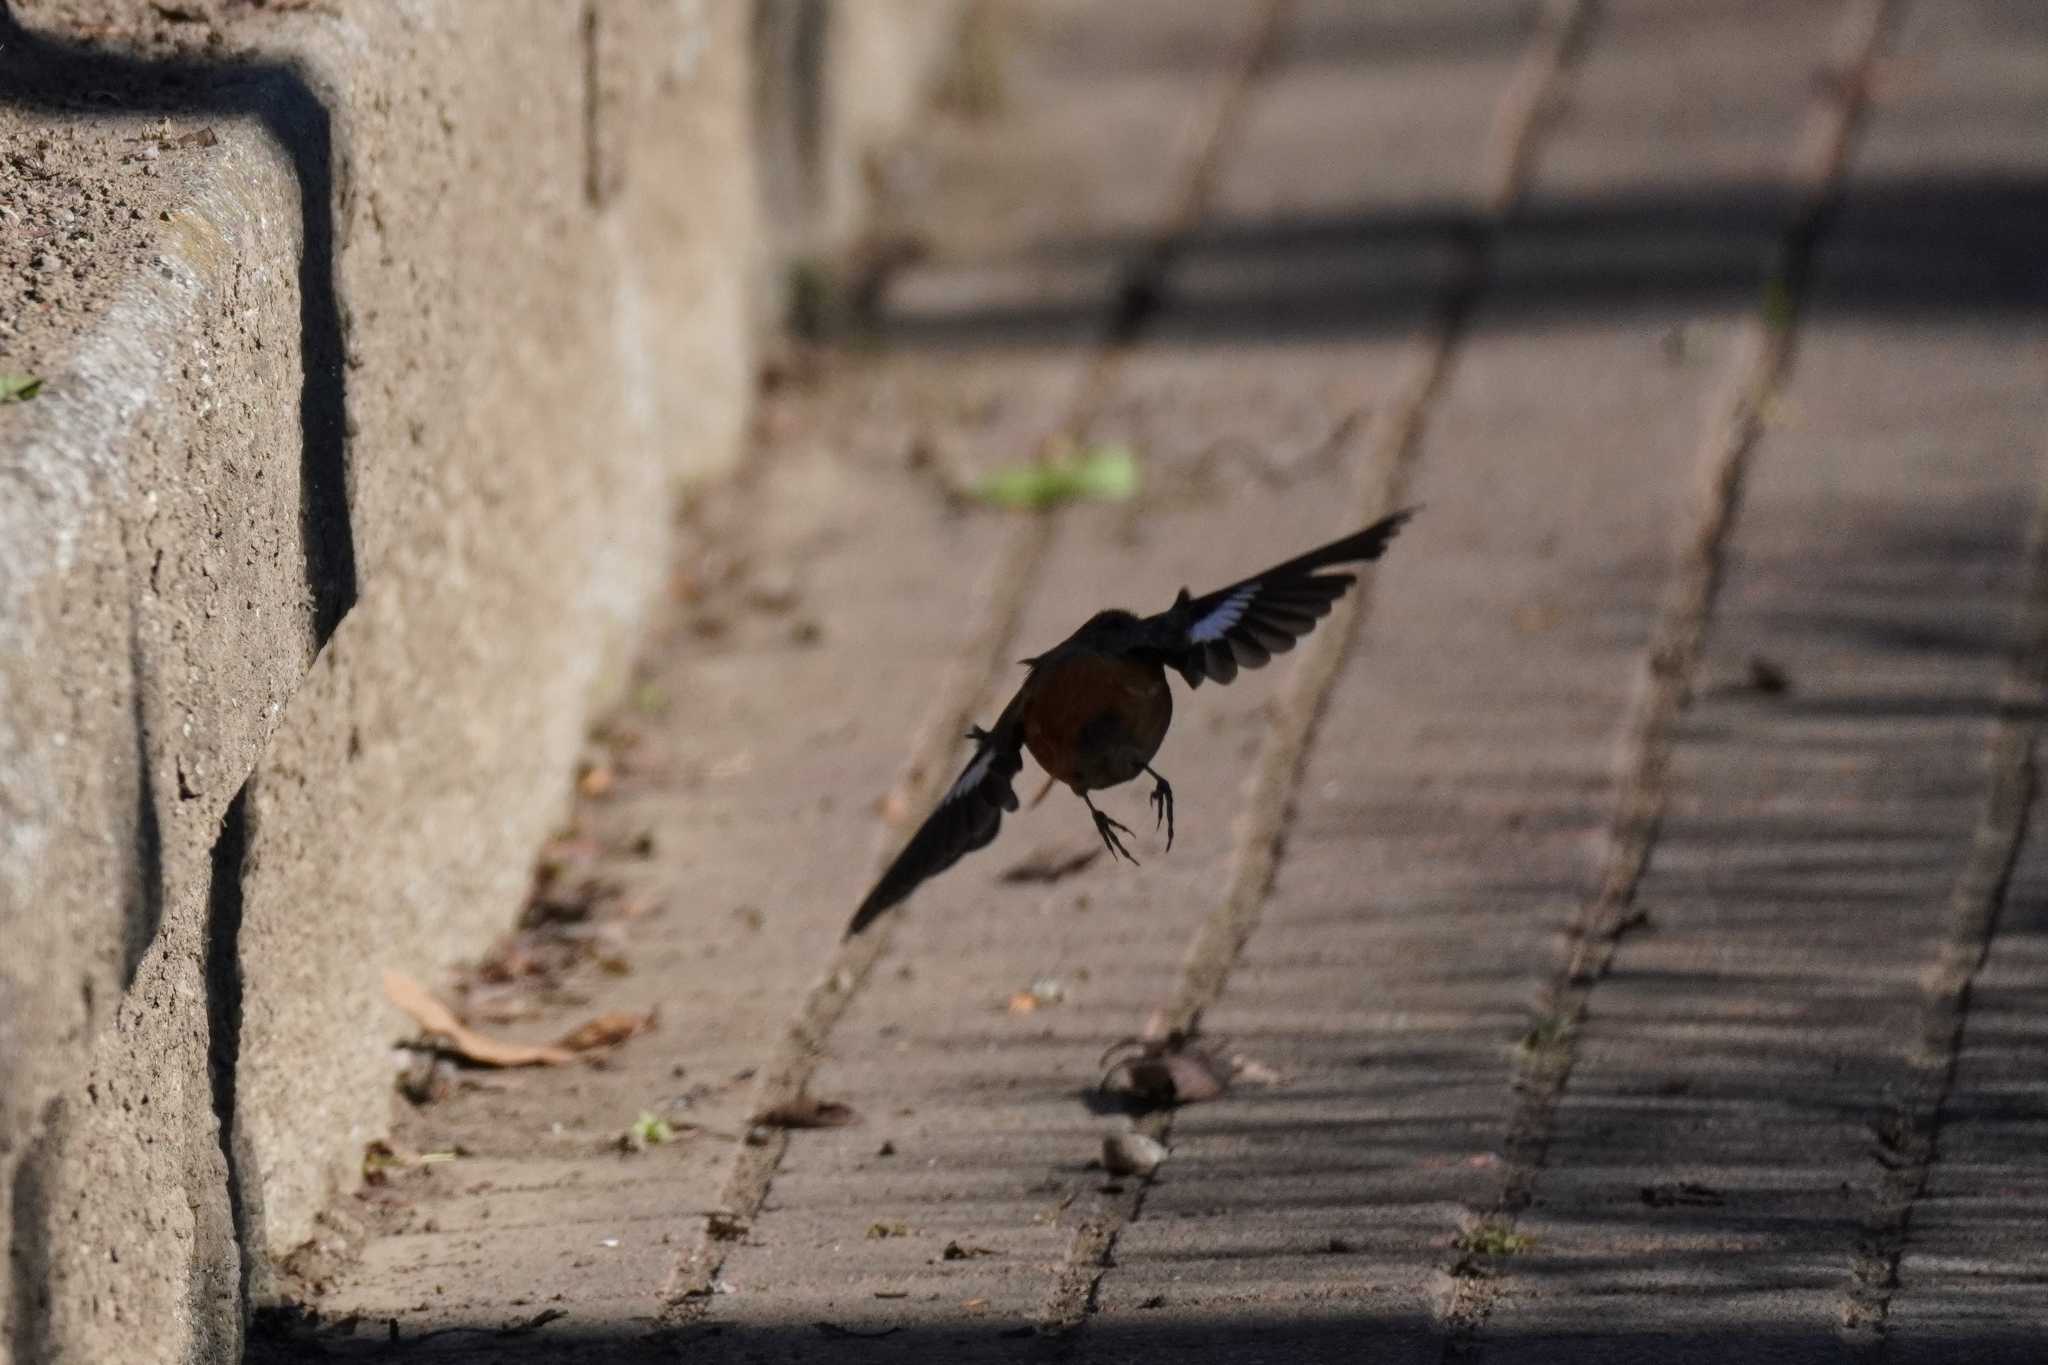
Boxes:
[1102,1131,1168,1178]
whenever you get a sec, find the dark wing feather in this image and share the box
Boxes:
[845,716,1025,936]
[1142,509,1416,688]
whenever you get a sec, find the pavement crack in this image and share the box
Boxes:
[1099,0,1292,350]
[580,4,607,209]
[1839,422,2048,1352]
[1434,0,1902,1354]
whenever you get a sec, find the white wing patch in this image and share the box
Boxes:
[1188,584,1258,643]
[944,746,995,804]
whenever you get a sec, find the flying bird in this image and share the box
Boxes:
[846,509,1416,936]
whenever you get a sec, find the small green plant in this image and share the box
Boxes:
[629,1112,675,1146]
[1457,1220,1534,1257]
[973,441,1140,510]
[0,373,43,403]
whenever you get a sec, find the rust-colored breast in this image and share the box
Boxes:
[1022,651,1172,790]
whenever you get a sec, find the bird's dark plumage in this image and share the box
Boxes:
[846,710,1027,936]
[845,509,1415,936]
[1140,512,1413,687]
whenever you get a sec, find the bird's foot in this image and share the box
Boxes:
[1149,775,1175,852]
[1092,807,1140,866]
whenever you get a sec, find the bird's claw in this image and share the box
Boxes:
[1093,808,1140,866]
[1149,776,1175,852]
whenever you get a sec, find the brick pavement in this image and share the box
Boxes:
[267,2,2048,1360]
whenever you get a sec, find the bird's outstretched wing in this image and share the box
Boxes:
[1139,509,1416,687]
[845,709,1026,937]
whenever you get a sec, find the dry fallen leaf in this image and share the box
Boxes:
[556,1009,658,1052]
[1229,1055,1287,1087]
[361,1138,402,1185]
[1745,653,1791,695]
[1136,1053,1228,1105]
[383,970,574,1067]
[753,1095,858,1129]
[1007,976,1066,1015]
[706,1211,751,1241]
[940,1241,998,1261]
[499,1308,569,1337]
[1641,1180,1726,1208]
[1100,1029,1231,1108]
[362,1139,458,1185]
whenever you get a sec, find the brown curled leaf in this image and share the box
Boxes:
[556,1009,658,1052]
[383,969,574,1067]
[1099,1028,1231,1108]
[753,1095,858,1129]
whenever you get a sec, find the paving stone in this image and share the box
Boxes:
[1098,2,1850,1353]
[710,1,1523,1348]
[1844,3,2048,1359]
[1474,2,2048,1357]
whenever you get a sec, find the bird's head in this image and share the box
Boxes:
[1074,608,1143,649]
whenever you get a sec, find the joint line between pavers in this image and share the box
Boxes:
[654,0,1295,1324]
[1093,0,1296,372]
[580,4,607,209]
[1838,420,2048,1351]
[1033,0,1600,1340]
[1435,0,1903,1353]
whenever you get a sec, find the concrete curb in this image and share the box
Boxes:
[0,2,958,1359]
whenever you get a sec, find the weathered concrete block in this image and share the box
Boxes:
[0,1,959,1359]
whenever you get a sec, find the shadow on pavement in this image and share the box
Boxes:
[872,172,2048,349]
[247,1311,2048,1364]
